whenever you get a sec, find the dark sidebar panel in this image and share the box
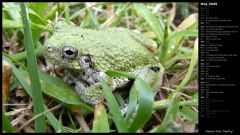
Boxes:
[199,0,240,134]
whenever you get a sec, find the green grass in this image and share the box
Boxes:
[133,3,164,44]
[102,83,129,132]
[20,3,45,132]
[2,2,198,133]
[174,38,198,93]
[3,56,60,132]
[92,104,110,132]
[2,112,16,133]
[104,70,155,132]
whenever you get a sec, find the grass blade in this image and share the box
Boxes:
[149,93,180,133]
[153,99,198,111]
[163,13,198,63]
[177,3,189,17]
[3,56,61,132]
[70,2,105,20]
[106,69,137,79]
[20,3,45,132]
[128,78,154,132]
[2,112,16,133]
[2,2,21,21]
[18,69,94,111]
[3,4,47,24]
[177,13,198,32]
[158,20,170,64]
[165,52,193,69]
[114,92,125,106]
[102,83,129,132]
[38,71,87,105]
[29,2,48,19]
[174,38,198,93]
[80,9,99,28]
[111,3,130,27]
[158,94,180,131]
[178,106,198,124]
[43,106,60,132]
[57,109,64,133]
[11,46,44,62]
[170,94,180,122]
[64,4,70,25]
[3,19,52,32]
[169,30,198,40]
[92,103,110,133]
[3,19,22,28]
[67,110,77,129]
[28,3,48,46]
[166,30,197,61]
[106,68,162,132]
[124,85,138,123]
[133,3,164,44]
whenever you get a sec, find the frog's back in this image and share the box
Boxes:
[53,27,157,71]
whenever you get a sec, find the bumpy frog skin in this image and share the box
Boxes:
[43,21,162,104]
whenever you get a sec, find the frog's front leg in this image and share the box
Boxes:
[65,69,114,104]
[74,55,117,104]
[63,70,88,95]
[80,72,117,104]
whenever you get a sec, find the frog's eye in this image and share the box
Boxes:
[62,46,78,60]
